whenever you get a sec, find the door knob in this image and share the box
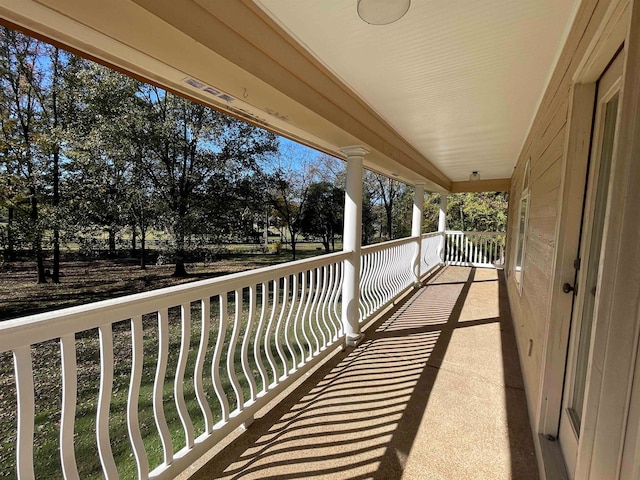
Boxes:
[562,283,575,294]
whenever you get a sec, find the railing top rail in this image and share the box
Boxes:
[421,232,444,239]
[0,250,350,352]
[361,236,416,254]
[445,230,506,236]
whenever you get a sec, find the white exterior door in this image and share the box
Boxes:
[558,52,623,477]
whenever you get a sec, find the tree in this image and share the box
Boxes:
[127,172,157,269]
[300,181,344,253]
[422,193,442,233]
[41,49,90,280]
[361,186,376,245]
[64,61,142,258]
[268,168,309,260]
[0,28,49,282]
[139,86,278,276]
[446,192,508,232]
[362,171,413,241]
[392,185,413,239]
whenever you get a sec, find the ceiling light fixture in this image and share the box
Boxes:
[357,0,411,25]
[469,171,481,182]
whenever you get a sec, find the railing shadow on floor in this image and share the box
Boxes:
[186,266,538,479]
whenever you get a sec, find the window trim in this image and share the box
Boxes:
[513,160,530,293]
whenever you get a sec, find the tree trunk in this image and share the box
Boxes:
[289,229,297,261]
[322,235,330,254]
[173,256,188,277]
[5,206,15,262]
[30,190,46,284]
[52,229,60,283]
[386,206,393,240]
[172,230,188,277]
[52,148,61,283]
[140,229,147,270]
[131,225,137,254]
[108,228,117,257]
[264,210,269,249]
[331,235,335,252]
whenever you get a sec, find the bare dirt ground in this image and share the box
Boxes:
[0,249,323,321]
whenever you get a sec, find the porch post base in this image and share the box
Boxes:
[345,333,364,347]
[242,415,255,429]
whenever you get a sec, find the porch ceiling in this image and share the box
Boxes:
[254,0,579,183]
[0,0,579,190]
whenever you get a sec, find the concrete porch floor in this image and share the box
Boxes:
[190,266,538,479]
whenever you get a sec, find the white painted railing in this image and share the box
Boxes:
[444,231,506,267]
[359,233,443,321]
[359,237,415,321]
[1,230,504,479]
[421,232,444,275]
[1,252,348,480]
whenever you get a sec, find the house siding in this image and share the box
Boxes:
[505,0,615,428]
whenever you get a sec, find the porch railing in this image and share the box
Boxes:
[3,252,349,480]
[0,230,499,479]
[359,237,415,320]
[443,230,505,267]
[421,232,444,274]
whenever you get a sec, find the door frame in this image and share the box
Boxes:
[558,52,622,476]
[535,0,640,478]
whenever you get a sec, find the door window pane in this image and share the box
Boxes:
[570,93,619,432]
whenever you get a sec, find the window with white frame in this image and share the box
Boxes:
[514,161,530,290]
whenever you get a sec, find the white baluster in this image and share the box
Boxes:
[293,273,307,367]
[274,276,289,378]
[375,249,386,309]
[13,346,35,480]
[263,281,279,387]
[127,316,149,479]
[493,237,498,264]
[194,299,214,433]
[318,265,331,349]
[334,262,345,337]
[240,288,258,400]
[227,291,244,410]
[212,296,230,421]
[154,309,173,465]
[175,304,195,449]
[283,274,299,371]
[253,284,269,394]
[97,325,118,479]
[360,252,371,318]
[307,268,321,354]
[299,271,313,361]
[59,334,79,480]
[325,263,339,341]
[358,253,369,318]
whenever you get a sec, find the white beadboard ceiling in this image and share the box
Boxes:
[255,0,580,182]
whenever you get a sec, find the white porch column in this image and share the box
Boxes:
[438,194,448,262]
[341,146,367,347]
[411,183,425,283]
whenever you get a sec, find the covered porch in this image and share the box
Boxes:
[1,228,509,480]
[5,0,640,479]
[186,266,535,480]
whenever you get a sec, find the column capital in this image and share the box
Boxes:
[340,145,369,158]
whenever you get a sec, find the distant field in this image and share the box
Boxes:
[0,242,338,321]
